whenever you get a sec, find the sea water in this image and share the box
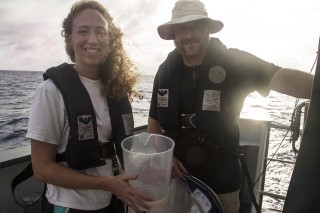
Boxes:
[0,70,308,211]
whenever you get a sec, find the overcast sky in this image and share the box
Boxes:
[1,0,319,75]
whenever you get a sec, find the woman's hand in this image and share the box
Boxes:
[106,174,153,212]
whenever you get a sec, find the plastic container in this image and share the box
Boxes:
[121,133,174,212]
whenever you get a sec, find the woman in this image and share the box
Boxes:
[27,1,151,212]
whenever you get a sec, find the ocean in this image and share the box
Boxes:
[0,70,307,211]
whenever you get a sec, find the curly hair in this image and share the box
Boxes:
[61,0,139,99]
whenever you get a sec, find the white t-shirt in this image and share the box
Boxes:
[27,75,113,210]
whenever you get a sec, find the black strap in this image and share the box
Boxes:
[112,156,120,176]
[12,147,117,208]
[238,152,261,213]
[11,163,46,207]
[56,141,116,162]
[11,155,118,208]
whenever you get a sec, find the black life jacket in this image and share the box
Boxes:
[44,63,134,170]
[156,38,242,150]
[155,38,277,144]
[12,63,134,207]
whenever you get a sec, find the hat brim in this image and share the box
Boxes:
[157,16,223,40]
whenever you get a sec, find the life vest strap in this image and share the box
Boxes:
[56,141,116,162]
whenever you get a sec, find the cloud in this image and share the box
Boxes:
[0,0,72,71]
[105,1,175,74]
[0,0,172,73]
[0,0,319,74]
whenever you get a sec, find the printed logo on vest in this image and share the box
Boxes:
[202,90,221,111]
[208,66,226,84]
[191,188,212,211]
[77,115,94,141]
[122,113,134,135]
[157,89,169,107]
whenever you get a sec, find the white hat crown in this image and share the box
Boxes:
[157,0,223,40]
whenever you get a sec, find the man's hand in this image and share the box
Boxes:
[171,156,188,178]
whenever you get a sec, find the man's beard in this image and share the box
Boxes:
[184,45,200,56]
[174,38,209,59]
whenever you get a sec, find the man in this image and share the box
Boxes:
[147,0,314,212]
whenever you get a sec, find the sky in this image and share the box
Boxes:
[0,0,320,76]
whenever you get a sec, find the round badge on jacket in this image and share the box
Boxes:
[208,66,226,84]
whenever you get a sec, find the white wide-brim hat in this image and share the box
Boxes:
[158,0,223,40]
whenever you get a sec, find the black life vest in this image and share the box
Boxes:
[12,63,134,207]
[43,63,134,170]
[155,38,278,144]
[156,38,242,151]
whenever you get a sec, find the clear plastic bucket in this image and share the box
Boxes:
[121,132,175,212]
